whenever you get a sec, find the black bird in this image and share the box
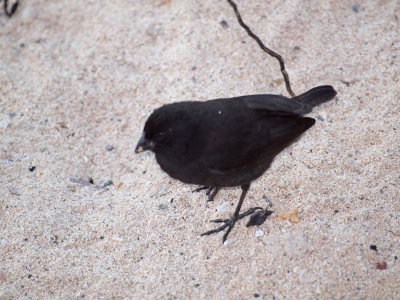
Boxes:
[135,85,337,242]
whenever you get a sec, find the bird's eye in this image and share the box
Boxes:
[155,132,165,141]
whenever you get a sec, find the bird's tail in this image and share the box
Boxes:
[292,85,337,107]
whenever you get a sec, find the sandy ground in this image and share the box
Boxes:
[1,0,399,299]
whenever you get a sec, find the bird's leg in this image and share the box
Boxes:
[201,184,250,243]
[192,186,219,202]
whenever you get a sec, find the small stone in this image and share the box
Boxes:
[370,245,377,251]
[298,269,315,283]
[262,194,273,206]
[8,112,17,118]
[29,166,36,172]
[220,20,229,29]
[376,262,387,270]
[0,119,10,128]
[352,4,359,12]
[57,121,67,128]
[255,229,264,237]
[0,271,6,283]
[158,204,168,210]
[101,180,113,188]
[8,186,19,195]
[254,293,260,298]
[105,144,114,151]
[216,202,228,214]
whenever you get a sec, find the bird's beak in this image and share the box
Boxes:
[135,132,155,153]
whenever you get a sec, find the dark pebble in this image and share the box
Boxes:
[29,166,36,172]
[8,112,17,118]
[105,144,114,151]
[158,204,168,210]
[370,245,378,251]
[352,4,359,12]
[27,274,32,279]
[254,293,260,298]
[220,20,229,29]
[101,180,113,188]
[247,210,273,227]
[262,194,273,206]
[376,262,387,270]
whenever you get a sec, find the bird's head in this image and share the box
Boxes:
[135,103,195,154]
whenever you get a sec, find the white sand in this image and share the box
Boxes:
[1,0,399,298]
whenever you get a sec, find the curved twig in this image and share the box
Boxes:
[226,0,295,97]
[4,0,19,17]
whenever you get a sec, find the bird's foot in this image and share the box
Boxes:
[192,186,219,201]
[201,207,264,243]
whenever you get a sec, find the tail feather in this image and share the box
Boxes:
[293,85,337,107]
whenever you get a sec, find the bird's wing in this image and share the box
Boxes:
[202,111,314,175]
[240,94,313,115]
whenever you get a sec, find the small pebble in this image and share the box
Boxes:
[57,121,67,128]
[298,269,316,283]
[0,119,11,128]
[262,194,273,206]
[376,262,387,270]
[255,229,264,237]
[8,186,19,195]
[352,4,359,12]
[158,204,168,210]
[8,112,17,118]
[220,20,229,29]
[29,166,36,172]
[101,180,113,188]
[370,245,377,251]
[0,271,6,283]
[105,144,114,151]
[216,202,228,214]
[254,293,260,298]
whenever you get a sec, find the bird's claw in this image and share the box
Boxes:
[192,186,219,201]
[210,207,264,223]
[201,206,266,243]
[201,216,236,243]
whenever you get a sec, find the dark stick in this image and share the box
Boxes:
[4,0,19,17]
[226,0,296,97]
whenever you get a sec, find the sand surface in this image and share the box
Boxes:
[1,0,399,298]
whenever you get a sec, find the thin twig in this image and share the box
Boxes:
[226,0,295,97]
[3,0,19,17]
